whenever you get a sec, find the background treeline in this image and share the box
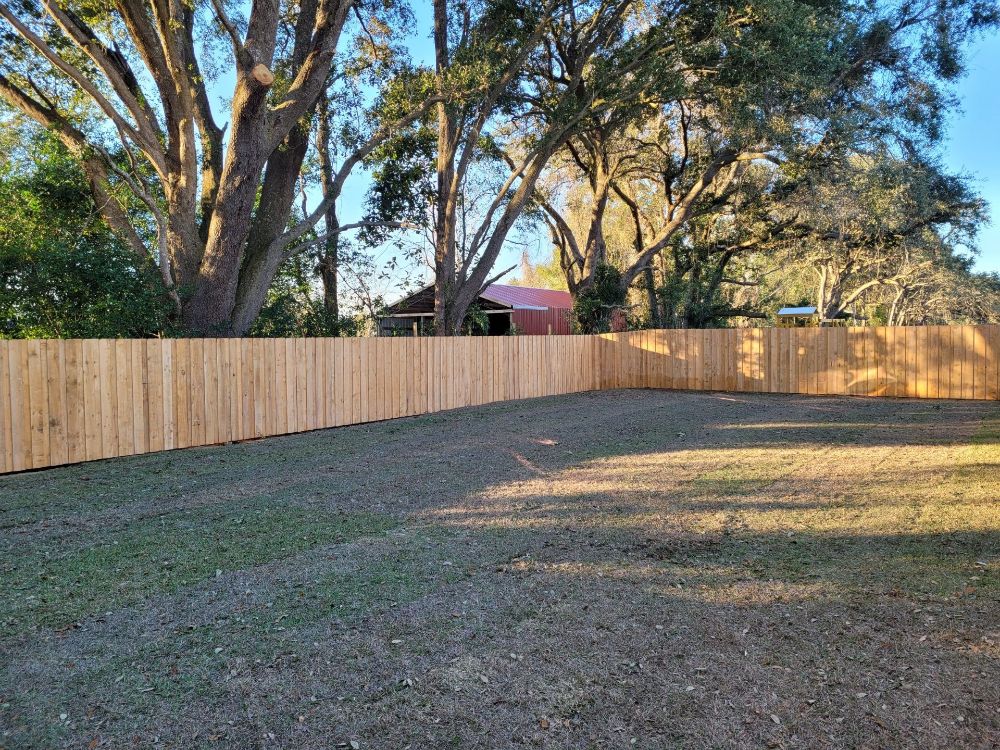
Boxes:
[1,0,998,339]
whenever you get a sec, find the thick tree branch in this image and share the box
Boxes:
[0,71,150,264]
[0,0,167,175]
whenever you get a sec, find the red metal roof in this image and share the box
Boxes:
[482,284,572,310]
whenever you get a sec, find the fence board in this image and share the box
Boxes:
[145,341,164,453]
[0,341,10,473]
[44,340,68,466]
[114,340,134,457]
[62,339,85,463]
[96,339,117,457]
[948,326,962,400]
[965,326,980,401]
[27,340,50,467]
[988,325,1000,401]
[189,338,206,448]
[131,340,148,455]
[161,340,176,450]
[7,341,30,470]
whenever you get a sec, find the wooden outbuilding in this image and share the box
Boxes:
[379,284,573,336]
[776,306,860,327]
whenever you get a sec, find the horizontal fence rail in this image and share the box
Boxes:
[1,325,997,474]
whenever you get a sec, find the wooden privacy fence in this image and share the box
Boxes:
[1,325,997,474]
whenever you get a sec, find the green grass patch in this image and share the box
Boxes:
[720,533,998,597]
[1,501,399,634]
[0,451,275,529]
[970,409,1000,446]
[16,526,477,729]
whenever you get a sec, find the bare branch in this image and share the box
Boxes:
[282,221,420,262]
[270,91,443,256]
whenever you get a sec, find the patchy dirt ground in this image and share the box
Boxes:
[1,390,998,750]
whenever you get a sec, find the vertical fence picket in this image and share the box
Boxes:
[188,338,205,448]
[44,340,68,466]
[8,341,31,470]
[987,325,1000,400]
[0,341,11,473]
[63,340,86,465]
[26,340,50,468]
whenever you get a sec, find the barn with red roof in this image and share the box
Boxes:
[379,283,573,336]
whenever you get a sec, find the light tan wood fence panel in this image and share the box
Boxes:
[603,325,1000,400]
[1,326,998,473]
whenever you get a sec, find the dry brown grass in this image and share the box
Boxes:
[1,390,998,749]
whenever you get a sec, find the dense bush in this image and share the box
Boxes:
[0,134,169,339]
[572,264,628,333]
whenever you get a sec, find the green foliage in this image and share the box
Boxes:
[461,303,490,335]
[362,126,437,244]
[573,263,627,333]
[510,250,567,291]
[0,131,169,338]
[250,254,363,337]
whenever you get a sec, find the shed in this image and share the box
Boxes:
[379,283,573,336]
[776,306,859,327]
[776,306,819,327]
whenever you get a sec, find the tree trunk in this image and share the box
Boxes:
[319,241,339,321]
[432,0,458,336]
[644,266,661,328]
[229,117,314,335]
[183,68,274,335]
[315,95,341,330]
[582,173,611,279]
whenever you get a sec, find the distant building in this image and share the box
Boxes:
[776,305,819,327]
[776,306,860,327]
[379,284,573,336]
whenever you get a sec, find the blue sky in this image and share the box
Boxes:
[942,33,1000,273]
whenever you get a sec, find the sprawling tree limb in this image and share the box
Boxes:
[0,1,167,175]
[267,92,443,260]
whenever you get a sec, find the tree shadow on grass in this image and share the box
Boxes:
[2,519,996,749]
[0,390,997,748]
[1,390,993,530]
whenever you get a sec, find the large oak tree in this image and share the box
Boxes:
[0,0,435,335]
[530,0,998,328]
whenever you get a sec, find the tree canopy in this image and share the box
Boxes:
[0,0,997,337]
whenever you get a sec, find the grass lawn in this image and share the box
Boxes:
[1,390,998,749]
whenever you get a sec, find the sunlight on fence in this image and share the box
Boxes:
[1,325,997,473]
